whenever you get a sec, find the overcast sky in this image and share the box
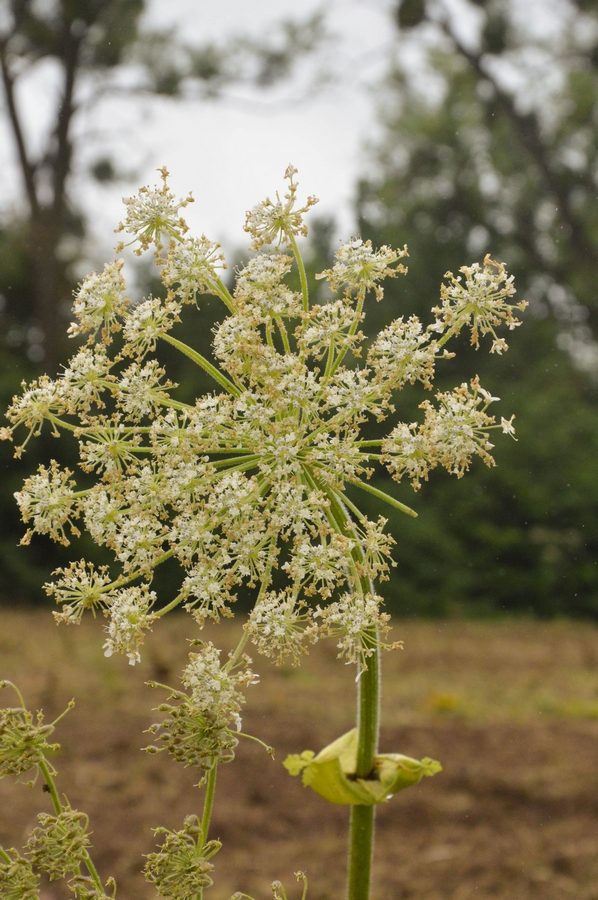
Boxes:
[0,0,566,263]
[56,0,398,262]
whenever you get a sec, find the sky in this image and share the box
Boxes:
[0,0,567,264]
[0,0,399,262]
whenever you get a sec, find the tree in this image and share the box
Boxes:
[0,1,326,600]
[0,0,325,369]
[351,0,598,616]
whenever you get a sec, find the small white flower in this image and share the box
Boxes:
[116,166,193,254]
[15,461,80,546]
[244,165,318,249]
[103,586,156,665]
[68,260,129,341]
[123,296,181,356]
[317,239,408,300]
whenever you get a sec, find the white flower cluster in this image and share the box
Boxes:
[433,254,527,353]
[68,260,129,342]
[116,166,193,255]
[315,592,400,669]
[161,235,226,303]
[244,164,318,249]
[102,585,156,665]
[182,642,257,731]
[15,461,80,546]
[316,238,408,300]
[383,377,504,489]
[4,167,524,674]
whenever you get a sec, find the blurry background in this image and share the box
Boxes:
[1,0,597,617]
[0,1,597,897]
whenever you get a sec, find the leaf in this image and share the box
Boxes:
[284,729,441,806]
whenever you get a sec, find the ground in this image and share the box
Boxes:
[1,612,597,899]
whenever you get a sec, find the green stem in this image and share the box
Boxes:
[211,453,261,470]
[290,234,309,311]
[275,317,292,354]
[213,276,237,314]
[154,591,187,618]
[348,805,376,900]
[107,548,174,591]
[47,414,80,433]
[329,293,365,377]
[348,477,418,518]
[200,763,218,843]
[196,762,218,900]
[156,395,195,412]
[303,469,380,900]
[161,334,241,397]
[323,338,336,379]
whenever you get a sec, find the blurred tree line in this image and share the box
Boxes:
[0,0,596,617]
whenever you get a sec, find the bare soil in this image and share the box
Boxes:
[1,612,597,899]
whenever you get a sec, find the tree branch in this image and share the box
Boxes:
[441,19,592,255]
[50,17,82,219]
[0,40,39,215]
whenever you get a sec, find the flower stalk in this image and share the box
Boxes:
[2,165,525,898]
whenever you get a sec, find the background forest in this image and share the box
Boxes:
[0,0,596,619]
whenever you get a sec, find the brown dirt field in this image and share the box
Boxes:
[1,612,597,899]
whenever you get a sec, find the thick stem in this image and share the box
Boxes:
[347,639,380,900]
[303,469,381,899]
[348,806,376,900]
[200,763,218,842]
[196,762,218,900]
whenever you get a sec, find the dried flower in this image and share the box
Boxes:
[24,807,91,881]
[0,848,40,900]
[143,815,221,898]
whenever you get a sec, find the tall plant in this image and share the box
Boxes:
[1,167,524,898]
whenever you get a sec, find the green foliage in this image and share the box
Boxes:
[353,0,598,618]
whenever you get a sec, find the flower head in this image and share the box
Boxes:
[24,807,91,881]
[433,254,527,351]
[0,848,39,900]
[244,165,318,249]
[15,461,81,546]
[383,376,510,489]
[161,235,226,302]
[46,561,113,625]
[102,586,156,665]
[0,700,61,780]
[68,260,129,342]
[6,168,523,679]
[116,166,193,255]
[317,239,408,300]
[144,815,221,898]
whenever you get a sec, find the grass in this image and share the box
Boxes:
[1,609,597,898]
